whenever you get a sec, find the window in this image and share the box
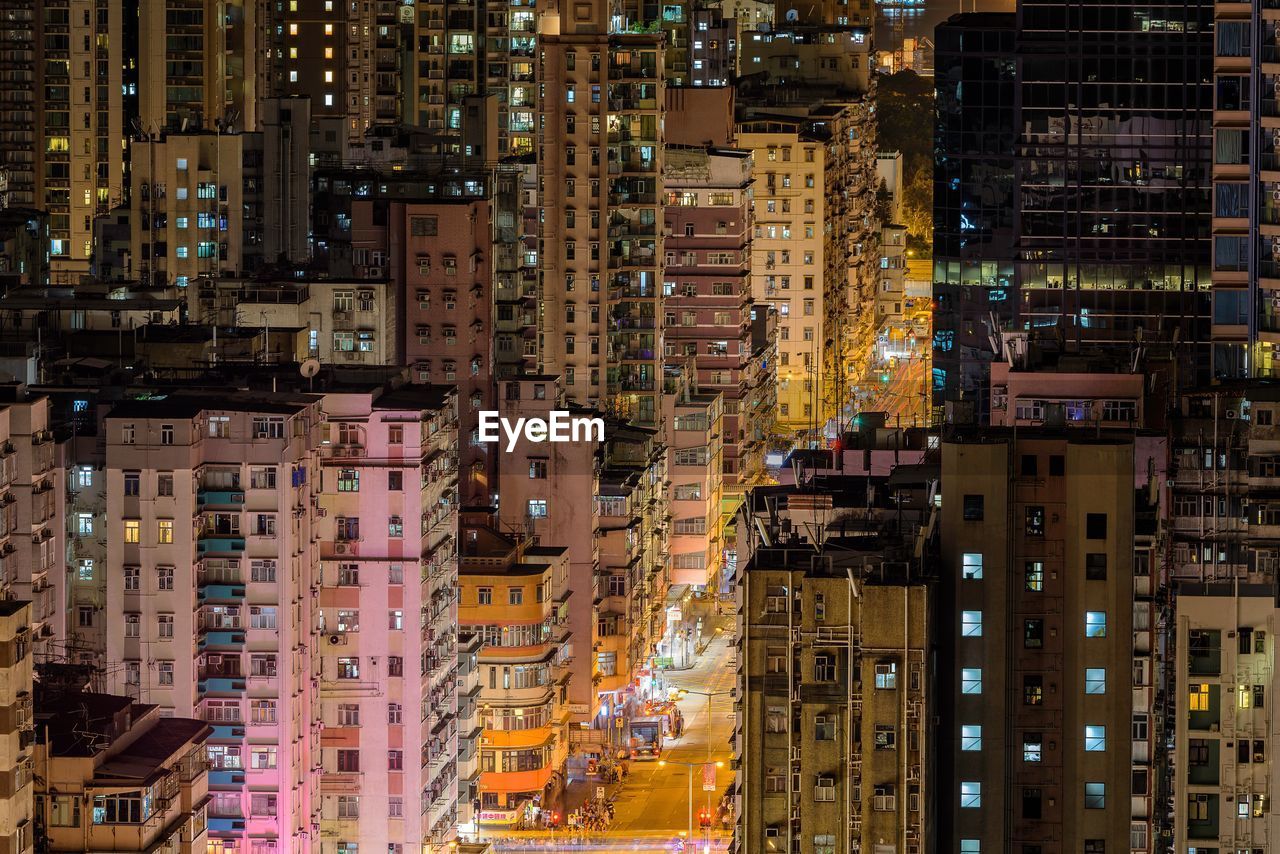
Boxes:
[875,662,897,689]
[1022,787,1042,819]
[338,469,359,492]
[77,513,93,535]
[508,587,524,606]
[814,715,835,740]
[1025,506,1045,536]
[158,661,174,685]
[388,610,403,630]
[1085,553,1107,580]
[387,656,403,677]
[1023,733,1042,762]
[1085,513,1107,539]
[251,747,277,769]
[961,553,983,580]
[158,474,173,496]
[529,460,547,479]
[250,606,277,630]
[1025,561,1044,591]
[960,781,981,808]
[963,494,984,520]
[527,499,548,518]
[961,611,983,637]
[1084,725,1106,751]
[158,614,174,638]
[961,668,982,694]
[1083,782,1105,809]
[123,520,140,543]
[1023,619,1044,649]
[874,724,896,750]
[961,724,982,751]
[1085,611,1107,638]
[1024,675,1044,705]
[1189,683,1210,711]
[1085,668,1106,694]
[157,520,173,544]
[960,842,980,854]
[338,658,360,679]
[387,516,403,538]
[251,560,277,583]
[388,750,403,770]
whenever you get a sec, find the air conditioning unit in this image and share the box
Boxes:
[764,828,781,839]
[367,267,384,278]
[335,543,350,555]
[327,634,346,646]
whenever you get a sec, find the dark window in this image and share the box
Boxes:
[1025,506,1045,537]
[1021,454,1037,477]
[1086,513,1107,539]
[1049,455,1065,476]
[1239,740,1253,764]
[1085,841,1105,854]
[1022,787,1042,819]
[1085,553,1107,580]
[1239,627,1253,654]
[1132,769,1148,795]
[963,494,984,521]
[1024,619,1044,649]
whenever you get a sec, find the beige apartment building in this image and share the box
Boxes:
[1173,584,1279,854]
[35,687,211,854]
[940,434,1141,854]
[735,480,932,854]
[0,602,31,854]
[536,3,666,426]
[662,376,726,588]
[102,393,322,853]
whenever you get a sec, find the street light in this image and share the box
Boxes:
[674,687,733,845]
[658,758,726,846]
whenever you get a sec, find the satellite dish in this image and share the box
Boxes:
[785,8,799,21]
[300,359,320,379]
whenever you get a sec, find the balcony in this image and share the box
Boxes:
[197,489,245,507]
[198,584,245,602]
[198,536,245,555]
[198,677,246,693]
[198,630,246,649]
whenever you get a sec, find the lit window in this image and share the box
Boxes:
[1085,611,1107,637]
[1085,668,1106,694]
[961,668,982,695]
[960,725,981,751]
[960,842,980,854]
[289,47,297,58]
[961,553,983,579]
[157,520,174,544]
[1189,683,1210,711]
[1022,734,1042,762]
[289,23,298,35]
[325,70,334,83]
[176,158,187,170]
[324,23,334,35]
[176,246,188,259]
[961,611,983,637]
[325,47,334,59]
[289,70,298,82]
[1084,725,1106,751]
[325,94,334,106]
[527,499,548,518]
[1025,561,1044,590]
[960,781,981,808]
[123,520,140,543]
[1083,782,1105,809]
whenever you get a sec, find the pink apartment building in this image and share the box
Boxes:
[313,380,474,851]
[103,393,323,854]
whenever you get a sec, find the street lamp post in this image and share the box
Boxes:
[658,757,725,850]
[673,687,733,848]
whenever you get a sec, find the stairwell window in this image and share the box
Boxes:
[1085,611,1107,637]
[1083,782,1105,809]
[961,725,982,751]
[961,553,983,580]
[961,611,983,637]
[875,662,896,689]
[1084,725,1106,751]
[1085,668,1106,694]
[961,668,982,694]
[960,782,981,808]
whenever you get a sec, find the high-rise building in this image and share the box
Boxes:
[932,1,1213,415]
[931,13,1016,415]
[734,475,933,854]
[737,26,877,440]
[662,144,754,494]
[314,381,472,849]
[458,512,570,830]
[0,0,126,282]
[0,601,31,854]
[536,3,666,426]
[103,393,323,853]
[939,434,1147,853]
[1172,584,1277,853]
[662,375,725,588]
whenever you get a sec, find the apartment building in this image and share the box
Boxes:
[102,392,323,853]
[314,381,473,850]
[187,278,397,368]
[536,4,666,426]
[736,26,877,438]
[0,0,126,281]
[0,386,64,660]
[493,377,598,727]
[663,145,754,493]
[458,515,570,828]
[662,376,726,588]
[130,132,257,287]
[139,0,265,132]
[1172,584,1278,853]
[595,422,668,701]
[0,602,31,854]
[939,434,1143,854]
[35,687,211,853]
[734,476,934,854]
